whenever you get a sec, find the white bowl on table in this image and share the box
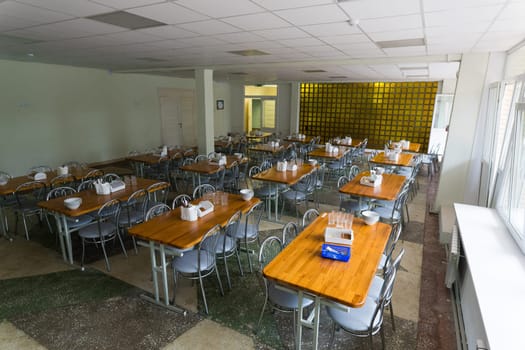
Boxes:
[240,189,254,201]
[361,210,380,225]
[64,197,82,210]
[374,167,385,175]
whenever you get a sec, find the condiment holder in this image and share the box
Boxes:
[181,205,198,221]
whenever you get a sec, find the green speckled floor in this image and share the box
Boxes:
[0,172,453,349]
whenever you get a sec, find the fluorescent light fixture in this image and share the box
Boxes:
[303,69,326,73]
[87,11,166,30]
[376,38,425,49]
[329,75,348,78]
[228,49,270,56]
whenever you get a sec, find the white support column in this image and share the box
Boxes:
[195,69,215,155]
[290,82,300,133]
[434,53,490,211]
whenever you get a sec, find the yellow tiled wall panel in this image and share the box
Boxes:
[299,82,438,150]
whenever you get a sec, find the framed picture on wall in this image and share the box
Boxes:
[216,99,224,110]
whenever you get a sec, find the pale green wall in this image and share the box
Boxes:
[213,81,231,136]
[0,59,195,176]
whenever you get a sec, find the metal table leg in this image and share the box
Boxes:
[0,205,13,241]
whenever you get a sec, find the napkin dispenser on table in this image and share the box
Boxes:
[197,200,214,217]
[276,161,287,172]
[57,166,68,175]
[110,180,126,192]
[94,182,111,195]
[286,163,298,171]
[181,205,198,221]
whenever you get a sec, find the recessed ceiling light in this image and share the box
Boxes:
[376,38,425,49]
[303,69,326,73]
[228,49,270,56]
[87,11,166,30]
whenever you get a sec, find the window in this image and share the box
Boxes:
[494,78,525,252]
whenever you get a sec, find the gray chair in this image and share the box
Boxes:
[249,165,278,219]
[325,257,397,350]
[45,186,93,235]
[0,171,16,233]
[172,224,224,315]
[78,198,127,271]
[281,171,316,219]
[77,179,95,192]
[102,173,121,183]
[371,185,410,226]
[192,183,216,199]
[172,194,192,209]
[256,236,314,337]
[232,201,264,273]
[302,208,319,229]
[118,189,148,254]
[13,181,47,240]
[147,181,170,208]
[338,175,370,214]
[282,221,299,247]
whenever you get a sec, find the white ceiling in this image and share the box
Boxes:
[0,0,523,82]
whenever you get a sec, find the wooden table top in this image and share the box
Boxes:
[246,132,273,140]
[180,156,246,175]
[129,193,260,249]
[251,164,317,185]
[263,213,391,307]
[0,168,95,196]
[248,144,285,154]
[285,136,314,144]
[38,177,161,217]
[308,147,351,160]
[339,171,406,201]
[332,139,363,147]
[389,142,421,153]
[371,152,414,167]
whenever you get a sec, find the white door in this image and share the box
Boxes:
[158,88,196,147]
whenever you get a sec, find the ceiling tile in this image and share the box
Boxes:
[0,1,73,25]
[428,62,460,79]
[175,0,265,18]
[216,31,266,44]
[339,0,420,19]
[498,2,525,20]
[300,22,360,36]
[90,0,166,10]
[278,37,324,48]
[177,20,241,35]
[490,20,525,33]
[253,27,310,40]
[138,25,200,39]
[358,14,422,33]
[252,0,333,11]
[0,13,39,31]
[320,33,373,45]
[222,12,290,31]
[425,6,503,27]
[423,0,506,13]
[383,46,427,56]
[275,4,349,26]
[368,29,424,42]
[16,0,113,17]
[127,2,209,24]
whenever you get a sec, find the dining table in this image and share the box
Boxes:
[389,142,421,153]
[263,213,391,349]
[339,171,407,201]
[38,177,161,265]
[179,156,247,187]
[308,146,352,161]
[370,152,415,167]
[332,138,363,147]
[245,131,273,143]
[250,163,317,221]
[0,167,96,239]
[128,192,260,313]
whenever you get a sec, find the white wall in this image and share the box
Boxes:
[213,81,232,137]
[0,59,194,176]
[276,83,292,137]
[434,53,491,211]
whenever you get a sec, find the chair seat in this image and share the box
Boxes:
[282,190,307,201]
[367,275,384,302]
[118,210,144,226]
[373,199,394,208]
[66,215,94,229]
[78,221,117,239]
[326,296,381,333]
[204,234,236,254]
[327,161,344,170]
[340,200,369,212]
[172,250,216,274]
[254,185,277,198]
[233,223,258,241]
[268,282,314,309]
[372,207,400,221]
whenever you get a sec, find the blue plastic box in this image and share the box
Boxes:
[321,243,351,262]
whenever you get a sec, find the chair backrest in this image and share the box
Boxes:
[347,165,360,180]
[282,222,299,247]
[50,174,75,188]
[147,181,170,204]
[381,223,403,272]
[380,248,405,310]
[302,208,319,228]
[124,188,148,216]
[77,179,95,192]
[260,159,272,171]
[239,201,264,239]
[223,210,242,243]
[83,169,103,181]
[103,173,121,182]
[193,183,216,199]
[172,194,192,209]
[46,186,76,200]
[15,181,47,205]
[195,154,208,162]
[198,224,222,266]
[248,165,261,177]
[145,203,171,221]
[96,198,120,222]
[258,236,283,270]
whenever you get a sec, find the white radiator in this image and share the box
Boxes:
[445,224,460,288]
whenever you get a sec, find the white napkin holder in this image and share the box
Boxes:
[325,227,353,246]
[218,155,227,166]
[344,136,352,144]
[57,166,69,176]
[388,152,400,161]
[325,142,331,152]
[110,180,126,193]
[34,172,47,181]
[286,163,298,171]
[360,175,382,187]
[276,161,287,172]
[331,147,339,154]
[197,200,214,217]
[181,205,198,221]
[400,140,410,149]
[160,145,168,157]
[95,182,111,195]
[270,141,279,148]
